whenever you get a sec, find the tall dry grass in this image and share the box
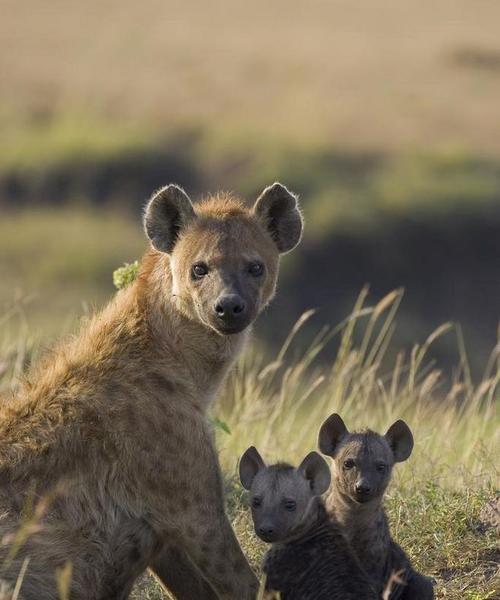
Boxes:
[0,290,498,599]
[2,287,498,487]
[216,288,499,489]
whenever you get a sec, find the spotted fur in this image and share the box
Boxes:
[0,183,303,600]
[319,414,434,600]
[239,449,377,600]
[263,504,378,600]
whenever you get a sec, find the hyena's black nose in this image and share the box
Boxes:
[214,295,246,319]
[355,482,372,495]
[258,525,274,537]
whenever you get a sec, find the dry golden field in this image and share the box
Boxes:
[1,293,499,600]
[1,0,500,370]
[2,0,500,154]
[0,2,499,598]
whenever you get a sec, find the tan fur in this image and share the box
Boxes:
[0,185,303,600]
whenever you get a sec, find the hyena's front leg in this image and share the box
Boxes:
[172,508,257,600]
[149,441,258,600]
[150,544,218,600]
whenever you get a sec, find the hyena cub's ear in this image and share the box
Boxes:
[144,184,196,253]
[384,420,414,463]
[253,182,303,254]
[318,413,349,457]
[239,446,266,490]
[298,452,331,495]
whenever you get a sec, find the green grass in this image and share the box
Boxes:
[0,114,156,172]
[213,136,500,238]
[127,292,499,600]
[215,291,498,483]
[2,0,499,594]
[1,290,498,599]
[140,290,498,599]
[0,206,145,343]
[1,130,499,344]
[3,117,500,238]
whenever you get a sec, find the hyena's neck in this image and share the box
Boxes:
[327,487,386,536]
[135,250,249,409]
[326,487,391,568]
[16,250,246,415]
[0,250,246,477]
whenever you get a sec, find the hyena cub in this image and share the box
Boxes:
[319,414,434,599]
[239,447,378,600]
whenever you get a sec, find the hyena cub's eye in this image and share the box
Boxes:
[192,263,209,279]
[283,499,296,512]
[343,459,355,470]
[376,463,387,473]
[252,497,262,509]
[248,261,264,277]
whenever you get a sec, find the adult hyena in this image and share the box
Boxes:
[0,183,303,600]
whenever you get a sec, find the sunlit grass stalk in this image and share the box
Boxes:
[216,291,499,488]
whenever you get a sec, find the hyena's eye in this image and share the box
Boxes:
[283,500,296,512]
[192,263,209,279]
[376,463,387,473]
[343,459,355,470]
[252,497,262,509]
[248,261,264,277]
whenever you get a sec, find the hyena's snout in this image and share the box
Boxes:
[354,478,373,501]
[213,292,248,333]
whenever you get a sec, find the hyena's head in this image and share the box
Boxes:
[143,183,303,335]
[318,414,413,505]
[239,446,330,543]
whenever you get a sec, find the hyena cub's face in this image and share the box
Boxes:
[144,183,303,335]
[319,414,414,504]
[239,447,330,543]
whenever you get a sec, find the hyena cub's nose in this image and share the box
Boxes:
[355,482,372,495]
[214,295,246,319]
[258,525,275,537]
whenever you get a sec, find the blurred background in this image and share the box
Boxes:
[1,0,499,377]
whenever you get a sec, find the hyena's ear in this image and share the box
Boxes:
[318,413,349,457]
[143,184,196,253]
[239,446,266,490]
[298,452,331,495]
[252,182,303,254]
[385,420,414,462]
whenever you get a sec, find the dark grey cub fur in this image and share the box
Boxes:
[239,446,378,600]
[319,413,434,599]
